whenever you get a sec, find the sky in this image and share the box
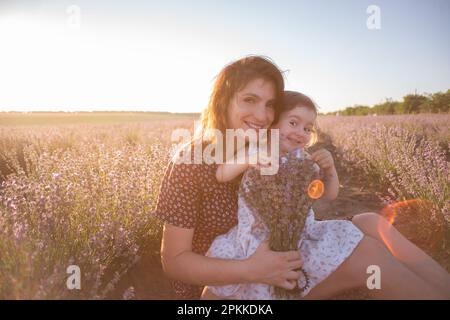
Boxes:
[0,0,449,113]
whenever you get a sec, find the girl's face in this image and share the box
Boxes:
[272,105,316,153]
[226,77,276,133]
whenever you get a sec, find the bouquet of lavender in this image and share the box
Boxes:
[239,148,323,299]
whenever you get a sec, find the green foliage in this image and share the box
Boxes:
[403,94,428,114]
[327,89,450,116]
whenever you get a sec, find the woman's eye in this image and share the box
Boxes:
[305,128,312,133]
[266,103,275,109]
[289,120,297,126]
[244,97,255,104]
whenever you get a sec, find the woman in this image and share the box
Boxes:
[153,55,450,299]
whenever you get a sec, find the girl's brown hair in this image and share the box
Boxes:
[198,55,285,142]
[277,90,319,147]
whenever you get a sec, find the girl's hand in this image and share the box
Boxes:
[244,241,303,290]
[310,149,335,172]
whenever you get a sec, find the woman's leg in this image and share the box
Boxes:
[352,212,450,297]
[304,235,446,299]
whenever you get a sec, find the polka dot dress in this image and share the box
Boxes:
[153,145,241,299]
[206,149,364,299]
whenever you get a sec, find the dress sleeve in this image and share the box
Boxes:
[152,159,201,229]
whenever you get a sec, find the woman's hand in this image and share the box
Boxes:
[310,148,335,173]
[244,241,303,290]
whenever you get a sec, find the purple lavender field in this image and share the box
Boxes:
[0,112,449,299]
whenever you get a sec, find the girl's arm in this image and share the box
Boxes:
[321,166,339,201]
[160,223,303,288]
[216,148,259,182]
[216,163,250,182]
[310,149,339,201]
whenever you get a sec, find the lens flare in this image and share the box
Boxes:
[378,199,442,257]
[308,179,324,199]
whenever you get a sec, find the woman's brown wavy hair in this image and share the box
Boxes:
[197,55,285,142]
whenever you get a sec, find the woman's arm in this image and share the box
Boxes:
[161,223,248,285]
[160,223,303,288]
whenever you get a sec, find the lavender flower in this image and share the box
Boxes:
[239,149,322,299]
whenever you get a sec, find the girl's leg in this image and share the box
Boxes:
[304,235,446,300]
[352,212,450,297]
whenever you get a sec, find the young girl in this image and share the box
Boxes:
[202,91,364,299]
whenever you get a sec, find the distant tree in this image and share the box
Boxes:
[394,102,405,114]
[402,94,429,114]
[421,91,450,113]
[341,105,371,116]
[372,99,400,115]
[356,105,371,115]
[327,89,449,115]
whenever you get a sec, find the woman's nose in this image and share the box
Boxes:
[253,104,272,125]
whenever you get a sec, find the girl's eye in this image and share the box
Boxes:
[305,128,312,133]
[244,97,255,104]
[289,120,297,127]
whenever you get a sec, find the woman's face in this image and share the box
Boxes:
[272,105,316,153]
[226,78,276,133]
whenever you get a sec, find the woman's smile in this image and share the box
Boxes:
[243,120,266,131]
[227,77,276,132]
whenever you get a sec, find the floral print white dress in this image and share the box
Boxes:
[206,148,364,299]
